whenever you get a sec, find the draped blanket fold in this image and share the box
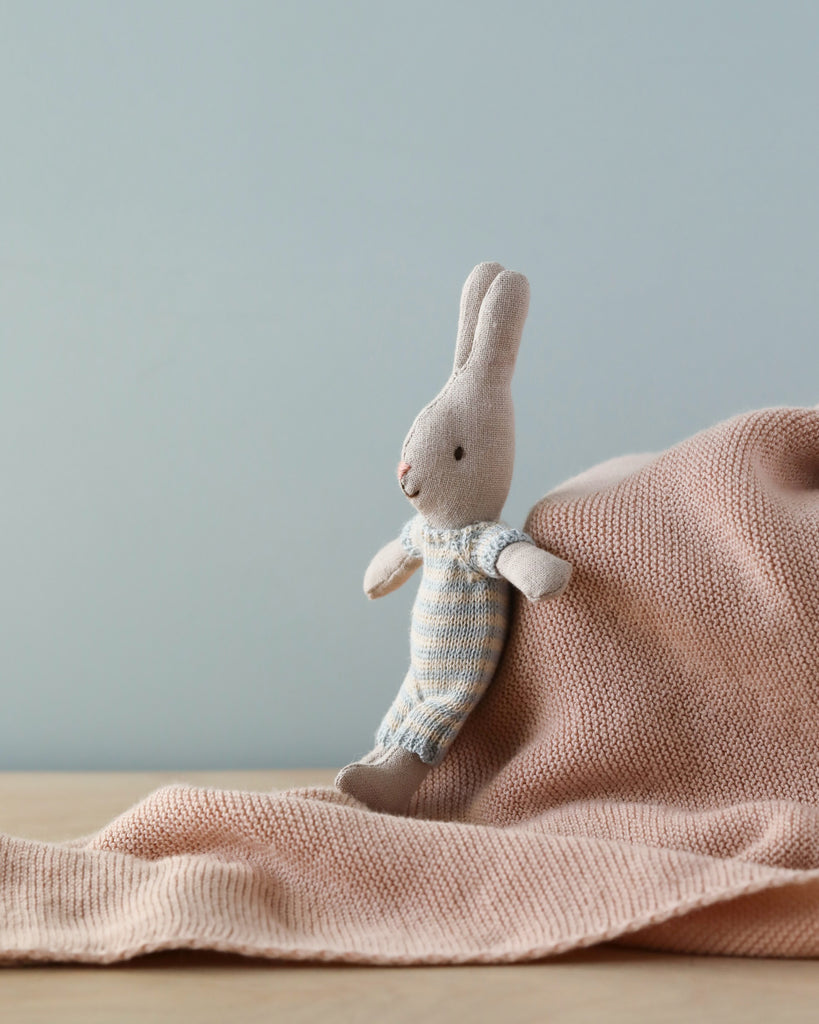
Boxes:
[3,407,819,964]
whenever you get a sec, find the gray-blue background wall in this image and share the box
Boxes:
[2,1,817,768]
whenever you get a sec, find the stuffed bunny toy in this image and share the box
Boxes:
[335,262,572,814]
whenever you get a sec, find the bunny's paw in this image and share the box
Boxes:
[335,747,431,815]
[497,542,572,601]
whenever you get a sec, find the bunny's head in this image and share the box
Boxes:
[397,262,530,530]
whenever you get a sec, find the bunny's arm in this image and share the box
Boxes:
[364,538,422,600]
[496,541,572,601]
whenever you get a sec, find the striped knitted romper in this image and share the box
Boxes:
[376,515,532,765]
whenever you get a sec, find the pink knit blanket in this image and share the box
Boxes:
[3,407,819,964]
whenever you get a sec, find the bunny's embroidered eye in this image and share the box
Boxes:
[454,446,464,461]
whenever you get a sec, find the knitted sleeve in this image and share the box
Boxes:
[399,515,424,559]
[465,523,534,578]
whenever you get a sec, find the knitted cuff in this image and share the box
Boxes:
[471,525,533,578]
[400,516,423,559]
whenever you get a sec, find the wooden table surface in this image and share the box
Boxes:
[2,771,817,1024]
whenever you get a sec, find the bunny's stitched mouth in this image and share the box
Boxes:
[401,482,421,498]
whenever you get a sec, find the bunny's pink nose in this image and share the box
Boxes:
[397,461,411,482]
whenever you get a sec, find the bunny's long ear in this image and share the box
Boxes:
[453,262,505,372]
[470,270,530,382]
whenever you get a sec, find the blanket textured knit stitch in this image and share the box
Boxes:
[375,517,530,764]
[2,406,819,964]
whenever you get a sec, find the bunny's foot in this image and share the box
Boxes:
[334,746,431,815]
